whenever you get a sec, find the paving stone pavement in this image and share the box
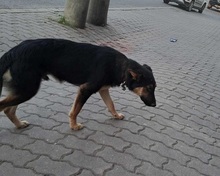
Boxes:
[0,6,220,176]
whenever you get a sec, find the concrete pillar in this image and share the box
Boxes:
[64,0,90,29]
[87,0,110,26]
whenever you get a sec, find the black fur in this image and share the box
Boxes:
[0,39,156,120]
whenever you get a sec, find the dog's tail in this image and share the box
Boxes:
[0,52,13,97]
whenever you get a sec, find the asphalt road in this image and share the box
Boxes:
[0,0,166,9]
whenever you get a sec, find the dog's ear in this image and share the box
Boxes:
[128,69,141,80]
[143,64,152,72]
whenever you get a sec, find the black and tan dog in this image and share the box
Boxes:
[0,39,156,130]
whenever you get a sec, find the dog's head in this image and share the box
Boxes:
[126,64,156,107]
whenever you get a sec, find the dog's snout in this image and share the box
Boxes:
[140,96,156,107]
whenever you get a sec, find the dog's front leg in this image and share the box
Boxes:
[69,85,93,130]
[99,89,124,120]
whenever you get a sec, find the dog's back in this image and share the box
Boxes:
[0,39,128,102]
[0,38,156,130]
[1,39,127,86]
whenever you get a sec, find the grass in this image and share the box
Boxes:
[58,15,67,25]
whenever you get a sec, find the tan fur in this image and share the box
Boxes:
[0,95,17,112]
[99,86,110,91]
[3,69,12,82]
[99,88,124,119]
[133,87,145,96]
[69,88,84,130]
[4,106,29,128]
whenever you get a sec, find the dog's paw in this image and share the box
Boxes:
[17,120,30,129]
[71,123,84,131]
[114,113,125,120]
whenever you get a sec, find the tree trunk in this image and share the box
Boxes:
[64,0,90,29]
[87,0,110,26]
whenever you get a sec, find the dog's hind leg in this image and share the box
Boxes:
[0,95,23,112]
[0,75,41,128]
[99,89,124,120]
[4,105,29,128]
[0,96,29,128]
[0,95,32,128]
